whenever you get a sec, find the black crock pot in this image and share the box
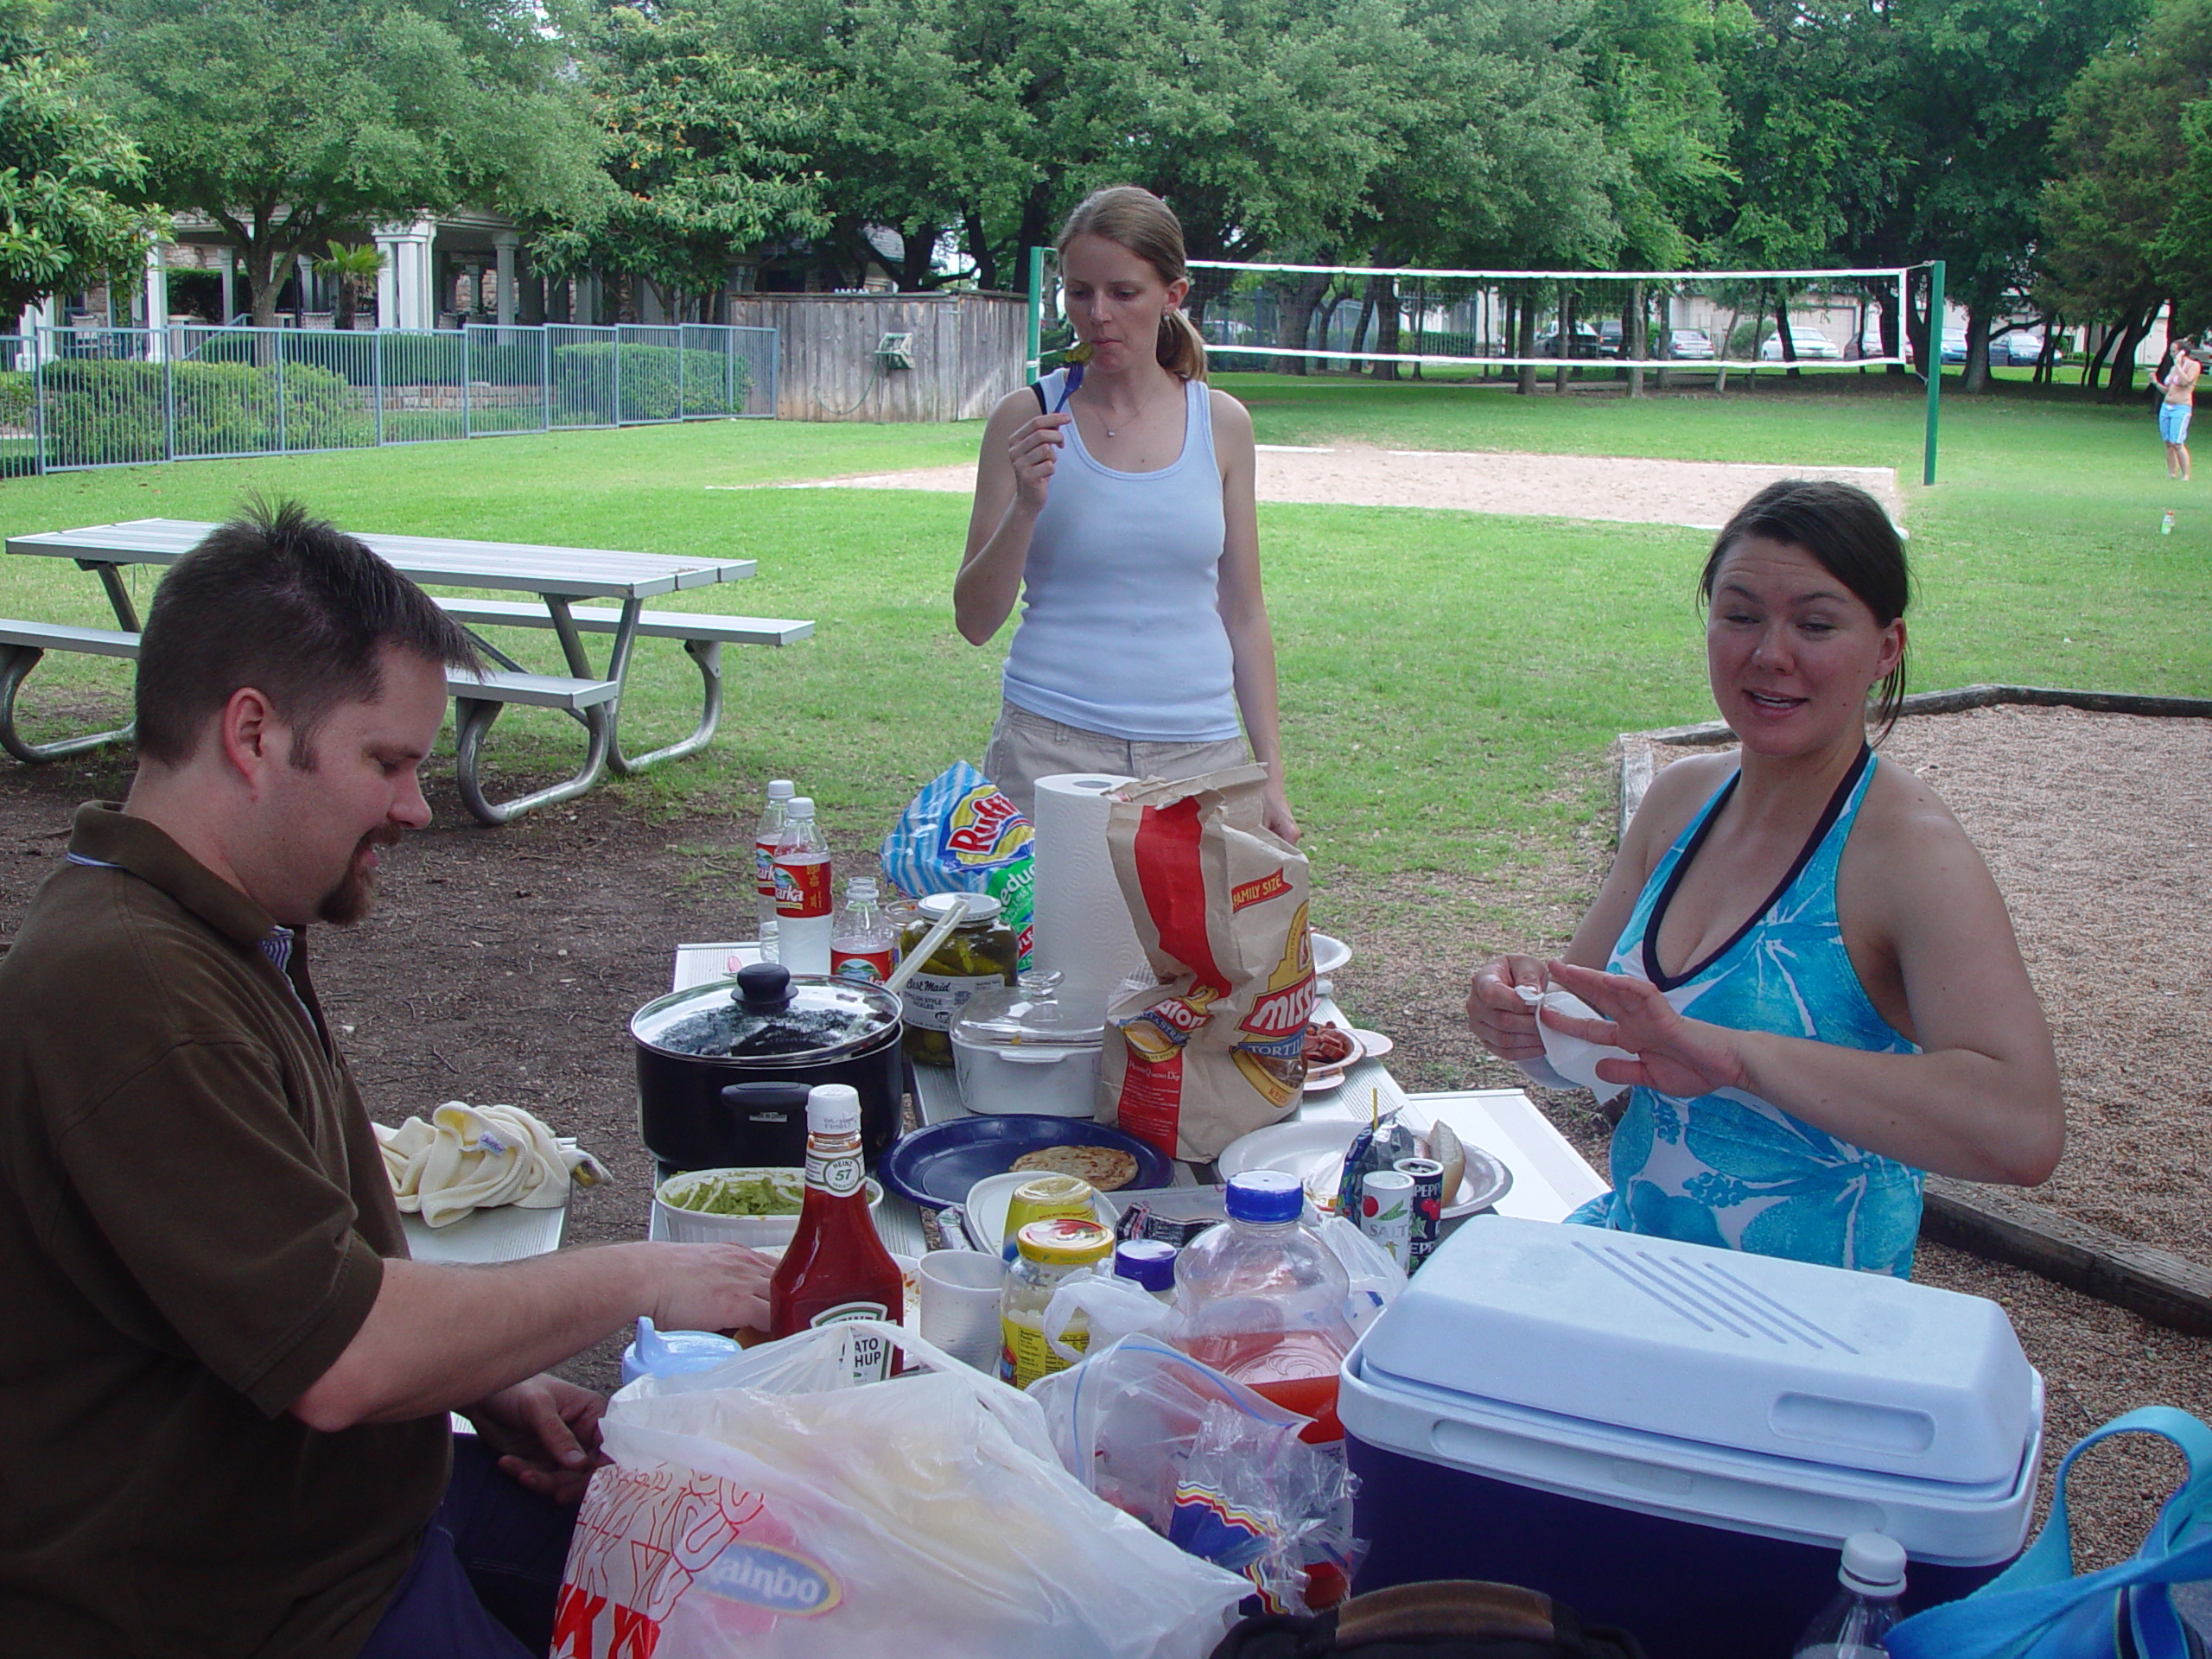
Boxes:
[632,963,904,1171]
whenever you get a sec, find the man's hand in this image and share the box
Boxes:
[465,1374,608,1505]
[652,1243,773,1336]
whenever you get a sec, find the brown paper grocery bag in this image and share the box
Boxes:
[1098,765,1313,1162]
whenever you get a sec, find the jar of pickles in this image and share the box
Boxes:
[898,892,1018,1066]
[1000,1216,1116,1388]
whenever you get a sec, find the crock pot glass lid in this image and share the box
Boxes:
[953,970,1105,1049]
[636,963,896,1059]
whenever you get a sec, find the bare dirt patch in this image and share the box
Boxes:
[771,444,1904,531]
[2,698,2202,1566]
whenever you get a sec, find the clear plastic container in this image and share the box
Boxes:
[1174,1170,1356,1440]
[951,969,1104,1116]
[1790,1532,1907,1658]
[753,779,794,960]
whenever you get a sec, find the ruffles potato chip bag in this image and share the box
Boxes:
[880,762,1035,967]
[1100,765,1311,1161]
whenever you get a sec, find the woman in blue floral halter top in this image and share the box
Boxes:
[1468,480,2063,1275]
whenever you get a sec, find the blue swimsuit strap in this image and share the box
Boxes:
[1641,744,1873,992]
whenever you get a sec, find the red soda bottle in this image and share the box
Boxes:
[768,1084,903,1382]
[830,877,898,983]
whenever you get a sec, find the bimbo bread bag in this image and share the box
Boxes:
[1100,765,1313,1161]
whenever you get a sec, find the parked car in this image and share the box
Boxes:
[1535,322,1603,358]
[1940,329,1970,365]
[2000,331,2046,365]
[1758,326,1842,361]
[1599,320,1624,357]
[1667,328,1716,360]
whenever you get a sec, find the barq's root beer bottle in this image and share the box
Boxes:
[768,1084,904,1382]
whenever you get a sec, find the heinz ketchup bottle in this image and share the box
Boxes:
[768,1084,903,1382]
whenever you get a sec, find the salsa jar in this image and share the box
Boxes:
[898,892,1019,1066]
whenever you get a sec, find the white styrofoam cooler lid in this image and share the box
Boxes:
[1358,1217,2037,1488]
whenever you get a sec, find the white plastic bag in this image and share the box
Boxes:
[556,1320,1249,1659]
[1316,1216,1406,1335]
[1043,1264,1184,1362]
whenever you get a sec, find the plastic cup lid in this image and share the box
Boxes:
[806,1083,861,1134]
[1226,1170,1304,1224]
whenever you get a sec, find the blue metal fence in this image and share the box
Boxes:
[0,321,779,473]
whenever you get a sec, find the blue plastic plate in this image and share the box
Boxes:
[880,1116,1175,1209]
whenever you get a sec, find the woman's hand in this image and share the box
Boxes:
[1263,784,1300,844]
[1465,954,1548,1063]
[1009,411,1070,512]
[1544,961,1751,1098]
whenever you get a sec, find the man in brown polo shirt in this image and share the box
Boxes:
[0,504,770,1657]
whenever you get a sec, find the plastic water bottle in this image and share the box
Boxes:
[1174,1171,1357,1440]
[771,797,834,975]
[753,779,795,960]
[830,878,898,983]
[1791,1532,1907,1658]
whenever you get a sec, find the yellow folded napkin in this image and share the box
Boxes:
[375,1102,611,1228]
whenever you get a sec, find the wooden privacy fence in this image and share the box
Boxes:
[726,292,1025,422]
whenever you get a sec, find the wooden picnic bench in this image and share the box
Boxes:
[2,519,813,825]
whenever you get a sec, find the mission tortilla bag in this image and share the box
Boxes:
[1100,764,1313,1161]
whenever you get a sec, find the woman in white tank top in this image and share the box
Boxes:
[955,187,1299,842]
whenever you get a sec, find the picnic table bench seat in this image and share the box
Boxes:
[0,618,621,823]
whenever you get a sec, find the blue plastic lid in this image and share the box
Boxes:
[1226,1170,1303,1224]
[1115,1239,1178,1292]
[620,1316,744,1387]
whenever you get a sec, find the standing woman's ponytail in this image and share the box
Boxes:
[1159,309,1208,380]
[1059,185,1209,381]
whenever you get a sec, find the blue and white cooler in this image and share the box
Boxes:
[1339,1217,2043,1659]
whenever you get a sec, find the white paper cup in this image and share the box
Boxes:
[918,1249,1007,1372]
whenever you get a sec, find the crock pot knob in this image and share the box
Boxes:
[734,962,795,1013]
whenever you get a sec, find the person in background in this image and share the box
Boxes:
[955,185,1299,842]
[0,502,771,1658]
[2153,333,2200,480]
[1465,480,2062,1277]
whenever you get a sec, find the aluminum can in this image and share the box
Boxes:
[1395,1156,1446,1268]
[1360,1168,1414,1268]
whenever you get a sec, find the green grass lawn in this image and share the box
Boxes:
[2,374,2204,884]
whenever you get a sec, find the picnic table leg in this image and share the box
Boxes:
[451,692,615,826]
[0,644,137,764]
[608,639,721,775]
[1,563,140,763]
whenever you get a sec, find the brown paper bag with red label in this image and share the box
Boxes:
[1098,764,1313,1162]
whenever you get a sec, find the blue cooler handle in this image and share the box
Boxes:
[1889,1406,2212,1659]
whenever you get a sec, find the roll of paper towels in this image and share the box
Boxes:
[1031,772,1150,1027]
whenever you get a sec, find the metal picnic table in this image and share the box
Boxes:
[3,518,808,824]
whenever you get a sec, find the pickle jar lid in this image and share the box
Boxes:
[953,970,1105,1052]
[1015,1217,1116,1266]
[918,891,1001,925]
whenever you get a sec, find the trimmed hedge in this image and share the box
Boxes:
[552,341,752,421]
[35,358,372,465]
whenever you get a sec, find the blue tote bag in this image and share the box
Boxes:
[1889,1407,2212,1659]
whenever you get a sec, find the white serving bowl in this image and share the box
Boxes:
[653,1166,884,1247]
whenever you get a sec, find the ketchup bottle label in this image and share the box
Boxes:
[831,948,896,984]
[812,1304,893,1382]
[805,1147,865,1198]
[774,857,833,918]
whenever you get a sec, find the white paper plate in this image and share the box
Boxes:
[403,1202,567,1264]
[1216,1118,1510,1220]
[1301,1025,1367,1093]
[1349,1027,1395,1059]
[1311,932,1352,976]
[958,1169,1122,1253]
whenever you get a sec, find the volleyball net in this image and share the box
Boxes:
[1027,257,1929,376]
